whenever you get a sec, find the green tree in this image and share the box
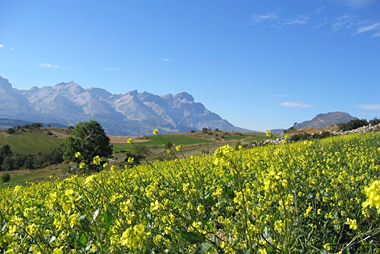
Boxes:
[23,155,35,170]
[63,120,113,172]
[1,157,14,171]
[0,145,13,157]
[1,172,11,183]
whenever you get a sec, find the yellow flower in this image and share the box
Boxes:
[175,145,182,151]
[127,138,133,144]
[345,218,358,230]
[266,130,272,137]
[323,243,332,251]
[128,157,135,163]
[153,234,163,245]
[93,155,102,165]
[362,180,380,213]
[153,129,159,135]
[75,152,81,158]
[79,162,86,169]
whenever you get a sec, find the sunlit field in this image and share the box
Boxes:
[1,132,379,253]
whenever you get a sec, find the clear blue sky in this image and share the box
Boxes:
[1,0,379,131]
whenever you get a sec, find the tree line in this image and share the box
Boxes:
[0,144,63,171]
[6,123,43,134]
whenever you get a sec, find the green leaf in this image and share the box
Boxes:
[104,209,112,232]
[80,233,87,245]
[195,242,212,254]
[180,231,206,244]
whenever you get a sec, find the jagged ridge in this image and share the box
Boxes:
[0,76,250,135]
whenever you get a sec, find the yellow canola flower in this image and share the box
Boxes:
[75,152,81,158]
[362,180,380,213]
[93,155,102,165]
[153,129,159,135]
[345,218,358,230]
[127,138,133,144]
[266,130,272,137]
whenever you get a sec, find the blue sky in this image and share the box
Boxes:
[0,0,379,131]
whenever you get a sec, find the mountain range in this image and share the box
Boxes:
[271,112,358,134]
[0,76,249,136]
[293,112,357,129]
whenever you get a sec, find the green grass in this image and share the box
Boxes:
[113,134,213,152]
[0,132,64,154]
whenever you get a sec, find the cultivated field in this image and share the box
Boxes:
[1,132,379,253]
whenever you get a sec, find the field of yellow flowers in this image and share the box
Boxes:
[1,132,380,253]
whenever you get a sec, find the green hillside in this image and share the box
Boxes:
[0,132,64,154]
[113,134,212,152]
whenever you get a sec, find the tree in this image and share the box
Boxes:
[6,128,15,134]
[23,155,35,170]
[1,145,13,157]
[63,120,113,172]
[1,157,14,171]
[1,172,11,183]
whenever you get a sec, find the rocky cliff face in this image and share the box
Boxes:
[0,76,249,135]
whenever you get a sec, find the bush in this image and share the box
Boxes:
[338,119,369,131]
[369,118,380,126]
[6,128,15,134]
[289,133,312,142]
[1,172,10,183]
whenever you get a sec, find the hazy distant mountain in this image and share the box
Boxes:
[270,129,286,135]
[0,76,251,135]
[0,118,67,129]
[293,112,358,129]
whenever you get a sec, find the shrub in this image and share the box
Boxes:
[1,172,10,183]
[338,119,369,131]
[369,117,380,126]
[288,133,312,142]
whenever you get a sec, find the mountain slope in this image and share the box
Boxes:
[294,112,357,129]
[0,76,251,135]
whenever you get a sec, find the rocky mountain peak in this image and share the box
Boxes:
[0,75,250,135]
[54,81,84,94]
[0,76,13,92]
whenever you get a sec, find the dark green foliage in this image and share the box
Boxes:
[125,151,145,167]
[63,120,112,172]
[338,119,369,131]
[1,157,14,171]
[165,142,173,150]
[1,172,10,183]
[0,145,13,157]
[23,155,35,170]
[369,117,380,125]
[288,131,331,142]
[6,123,43,134]
[289,133,312,142]
[6,128,15,134]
